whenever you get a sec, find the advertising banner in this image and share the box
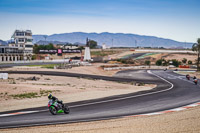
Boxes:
[39,49,82,54]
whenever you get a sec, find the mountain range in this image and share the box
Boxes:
[0,40,8,45]
[0,32,193,48]
[33,32,193,48]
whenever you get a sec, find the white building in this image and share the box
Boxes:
[102,43,110,49]
[11,30,33,54]
[0,30,33,62]
[64,45,79,49]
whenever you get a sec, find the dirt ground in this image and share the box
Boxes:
[0,73,154,112]
[163,53,196,63]
[0,63,118,76]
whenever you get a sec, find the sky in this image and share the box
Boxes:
[0,0,199,42]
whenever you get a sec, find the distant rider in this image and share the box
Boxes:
[186,74,190,80]
[193,76,198,85]
[48,94,63,107]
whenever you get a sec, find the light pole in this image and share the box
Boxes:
[112,39,113,53]
[43,35,47,45]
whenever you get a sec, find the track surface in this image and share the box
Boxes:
[121,53,146,59]
[0,69,200,129]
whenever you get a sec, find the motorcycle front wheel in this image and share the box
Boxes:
[64,105,70,114]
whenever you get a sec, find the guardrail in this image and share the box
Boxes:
[104,66,168,70]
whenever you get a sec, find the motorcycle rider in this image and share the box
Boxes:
[48,94,64,107]
[186,74,190,80]
[193,76,198,85]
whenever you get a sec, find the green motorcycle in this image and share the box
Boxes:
[48,99,70,115]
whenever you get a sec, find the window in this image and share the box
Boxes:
[16,32,24,36]
[25,33,32,36]
[25,45,33,48]
[26,39,33,42]
[18,38,24,42]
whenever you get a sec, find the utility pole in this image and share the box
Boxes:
[112,39,113,53]
[135,40,137,48]
[43,35,47,45]
[112,39,113,48]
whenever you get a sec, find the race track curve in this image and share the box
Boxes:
[0,69,200,129]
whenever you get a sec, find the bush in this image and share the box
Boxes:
[182,58,187,64]
[145,60,151,66]
[32,55,37,60]
[171,59,181,67]
[188,60,193,65]
[11,92,38,99]
[156,59,166,66]
[117,59,134,64]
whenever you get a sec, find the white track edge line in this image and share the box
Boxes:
[0,70,174,117]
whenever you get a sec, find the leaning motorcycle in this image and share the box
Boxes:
[48,99,70,115]
[194,79,198,85]
[186,75,190,80]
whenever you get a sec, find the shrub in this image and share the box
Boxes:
[32,55,37,60]
[145,60,151,66]
[182,58,187,64]
[188,60,193,65]
[156,59,166,66]
[171,59,181,67]
[11,92,38,99]
[117,59,134,64]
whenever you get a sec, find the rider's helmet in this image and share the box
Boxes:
[48,94,53,99]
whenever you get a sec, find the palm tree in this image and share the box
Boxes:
[192,38,200,71]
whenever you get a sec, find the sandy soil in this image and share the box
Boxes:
[0,73,155,112]
[1,104,200,133]
[164,53,196,62]
[108,50,135,59]
[0,63,118,76]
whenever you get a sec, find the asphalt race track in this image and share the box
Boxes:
[121,53,146,59]
[0,69,200,129]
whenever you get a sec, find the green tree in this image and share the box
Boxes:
[156,59,166,66]
[33,43,56,54]
[171,59,181,67]
[33,44,39,54]
[156,59,162,66]
[182,58,187,64]
[46,43,55,50]
[145,60,151,68]
[145,60,150,66]
[88,40,97,49]
[192,38,200,71]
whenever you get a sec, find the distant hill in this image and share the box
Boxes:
[35,40,86,46]
[0,40,8,45]
[35,40,68,45]
[32,32,193,48]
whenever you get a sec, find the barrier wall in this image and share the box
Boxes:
[0,73,8,79]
